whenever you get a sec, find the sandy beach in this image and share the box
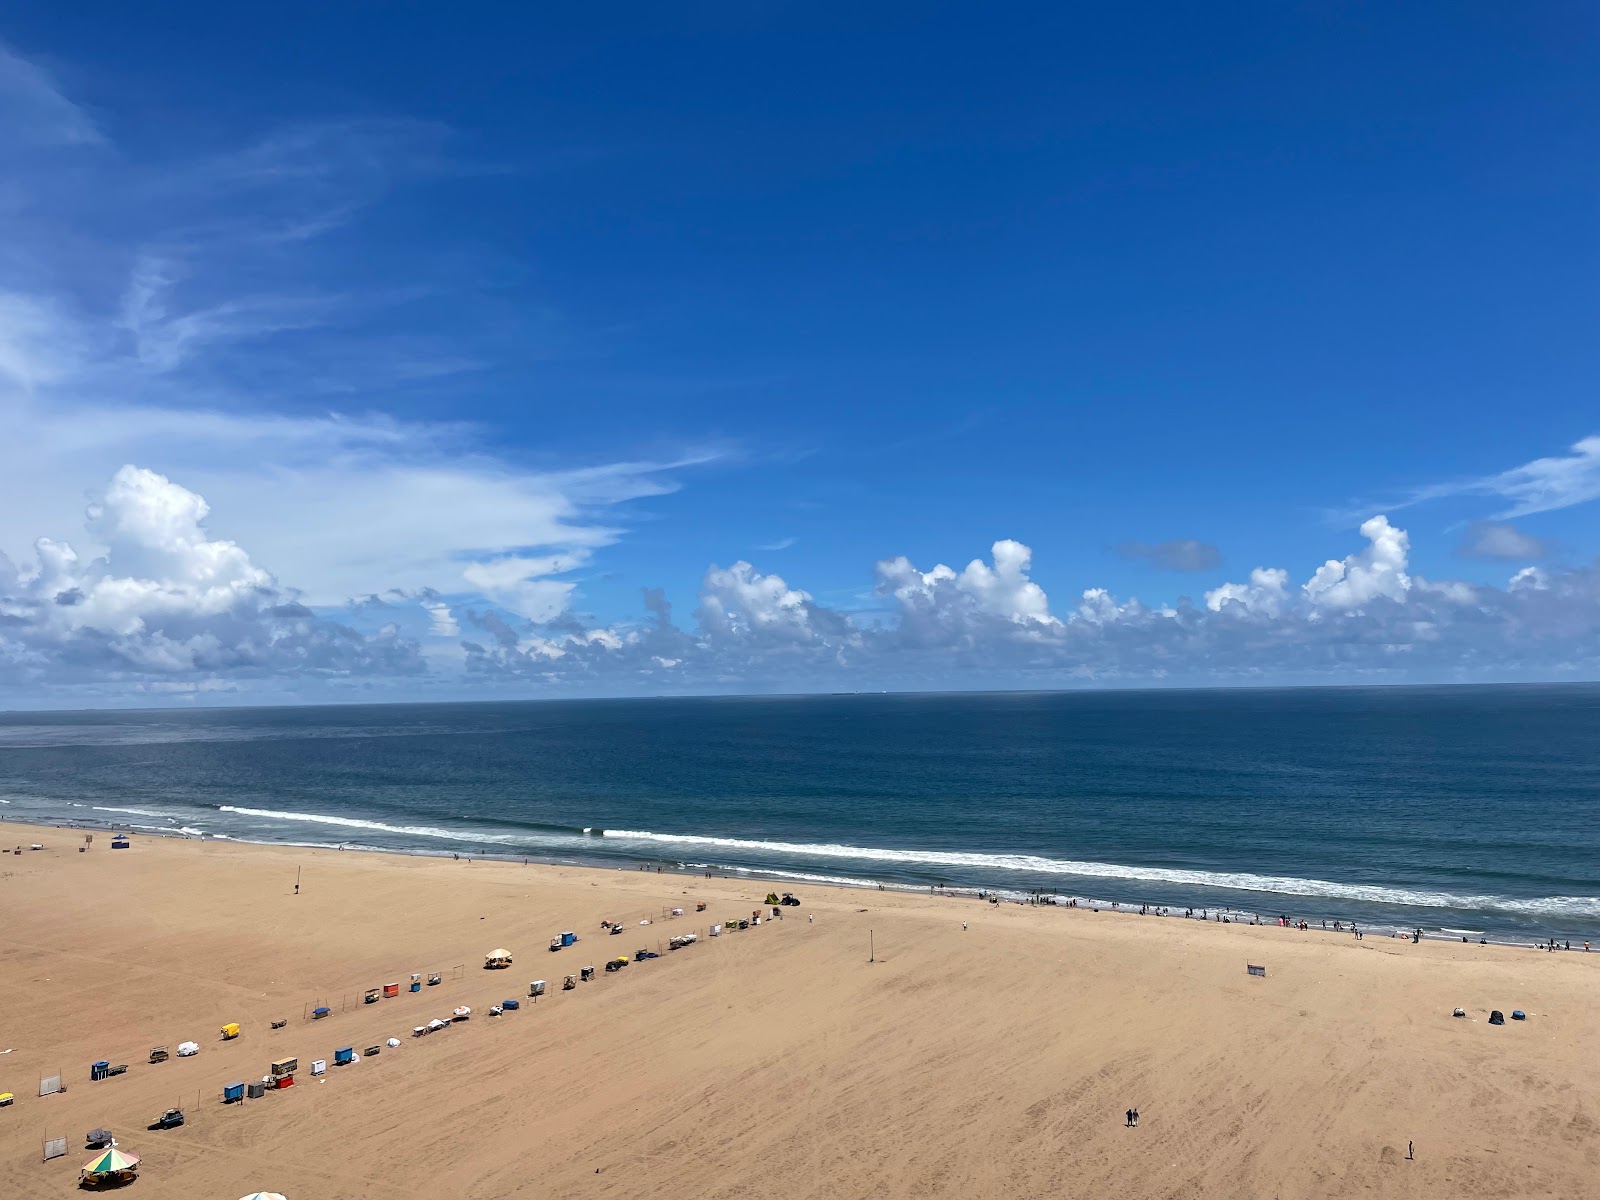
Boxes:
[1,822,1596,1199]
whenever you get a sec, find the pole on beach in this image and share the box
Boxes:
[869,929,874,963]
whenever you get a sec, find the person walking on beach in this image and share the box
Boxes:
[1125,1108,1134,1127]
[1132,1108,1140,1127]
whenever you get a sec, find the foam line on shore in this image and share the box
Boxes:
[218,805,524,845]
[603,828,1600,918]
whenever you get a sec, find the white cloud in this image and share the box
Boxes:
[876,539,1060,649]
[1391,435,1600,521]
[696,562,827,643]
[1302,515,1410,610]
[461,556,587,623]
[0,41,714,619]
[1477,437,1600,519]
[1205,568,1290,616]
[0,466,420,687]
[1508,566,1548,593]
[422,601,459,637]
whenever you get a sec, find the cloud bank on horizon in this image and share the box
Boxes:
[1,32,1597,705]
[3,462,1598,704]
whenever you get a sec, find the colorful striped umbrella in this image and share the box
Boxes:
[81,1147,139,1175]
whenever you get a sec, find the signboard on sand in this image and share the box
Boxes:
[1246,964,1266,978]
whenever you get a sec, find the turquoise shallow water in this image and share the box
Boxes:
[1,685,1597,938]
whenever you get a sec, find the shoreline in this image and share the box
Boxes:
[9,813,1591,953]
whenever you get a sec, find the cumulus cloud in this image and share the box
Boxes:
[7,478,1600,700]
[0,466,422,689]
[1459,521,1552,561]
[1204,568,1291,617]
[697,562,829,643]
[1117,538,1220,572]
[1301,515,1410,610]
[876,540,1059,650]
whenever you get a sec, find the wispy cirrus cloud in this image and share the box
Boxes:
[0,39,718,637]
[0,41,103,147]
[1351,436,1600,524]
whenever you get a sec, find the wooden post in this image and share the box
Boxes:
[869,929,874,963]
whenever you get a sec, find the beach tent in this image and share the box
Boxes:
[1489,1010,1505,1025]
[81,1147,139,1179]
[220,1022,241,1039]
[177,1041,199,1056]
[386,1037,401,1047]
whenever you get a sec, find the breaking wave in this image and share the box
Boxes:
[217,805,522,845]
[601,829,1600,918]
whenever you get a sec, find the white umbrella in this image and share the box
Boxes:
[239,1193,288,1200]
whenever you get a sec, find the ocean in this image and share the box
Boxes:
[2,685,1597,940]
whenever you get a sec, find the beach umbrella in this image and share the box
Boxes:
[238,1193,288,1200]
[81,1147,139,1175]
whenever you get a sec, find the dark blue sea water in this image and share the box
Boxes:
[2,686,1597,939]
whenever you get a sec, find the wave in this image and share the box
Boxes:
[93,806,174,818]
[602,829,1600,918]
[216,805,525,845]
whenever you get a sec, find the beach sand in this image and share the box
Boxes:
[1,822,1596,1199]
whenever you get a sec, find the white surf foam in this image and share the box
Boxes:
[217,805,520,845]
[92,806,172,818]
[602,829,1600,918]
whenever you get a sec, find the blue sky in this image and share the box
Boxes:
[0,4,1596,705]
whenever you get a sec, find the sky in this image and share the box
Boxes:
[0,3,1597,707]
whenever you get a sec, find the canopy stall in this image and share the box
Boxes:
[81,1147,140,1179]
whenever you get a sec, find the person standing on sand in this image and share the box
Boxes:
[1125,1109,1134,1127]
[1132,1108,1140,1127]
